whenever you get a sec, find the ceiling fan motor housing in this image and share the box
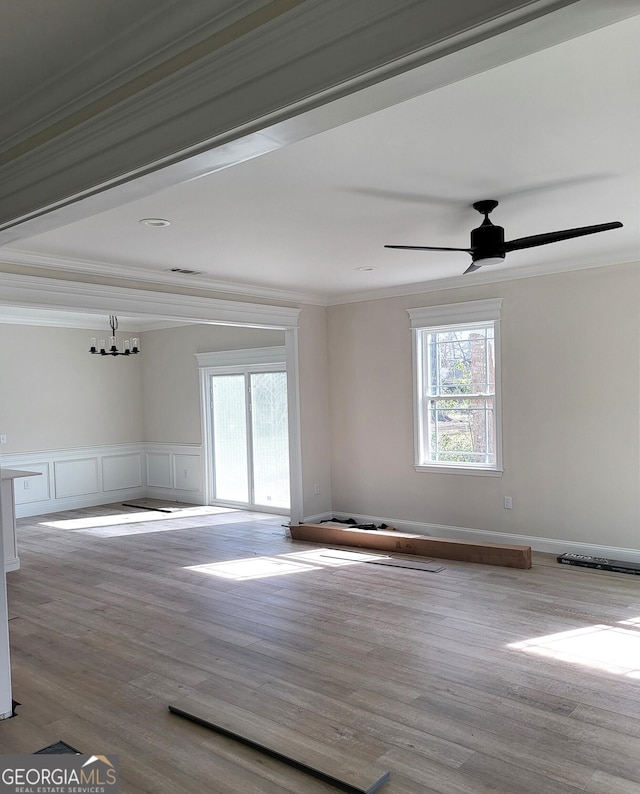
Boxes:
[471,220,505,263]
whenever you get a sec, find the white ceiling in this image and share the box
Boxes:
[2,7,640,309]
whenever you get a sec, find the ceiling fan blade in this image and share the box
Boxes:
[349,188,464,206]
[385,245,472,252]
[463,263,481,274]
[504,221,622,252]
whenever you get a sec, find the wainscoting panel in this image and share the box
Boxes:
[146,452,172,489]
[145,444,204,504]
[54,458,100,499]
[12,463,50,505]
[4,443,205,518]
[173,454,201,492]
[103,452,143,492]
[3,445,146,518]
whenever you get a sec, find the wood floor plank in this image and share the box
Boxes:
[4,503,640,793]
[169,696,391,794]
[347,688,597,790]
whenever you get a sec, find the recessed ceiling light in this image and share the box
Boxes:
[139,218,171,227]
[356,266,377,272]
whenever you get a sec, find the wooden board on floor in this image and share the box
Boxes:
[290,524,532,569]
[169,698,390,794]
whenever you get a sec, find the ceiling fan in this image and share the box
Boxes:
[385,200,623,274]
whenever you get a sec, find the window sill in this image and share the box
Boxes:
[414,464,503,477]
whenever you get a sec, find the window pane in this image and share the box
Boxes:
[427,397,495,465]
[421,321,497,467]
[427,327,494,396]
[212,375,249,502]
[251,372,290,509]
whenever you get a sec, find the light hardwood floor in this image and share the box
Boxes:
[2,503,640,793]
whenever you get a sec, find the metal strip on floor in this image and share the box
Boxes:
[169,700,390,794]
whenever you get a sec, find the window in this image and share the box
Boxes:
[408,299,502,474]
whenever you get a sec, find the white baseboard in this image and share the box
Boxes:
[331,511,640,565]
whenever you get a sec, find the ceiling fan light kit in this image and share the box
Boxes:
[385,199,623,274]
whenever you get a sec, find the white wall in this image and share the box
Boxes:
[0,323,143,453]
[327,262,640,553]
[297,304,332,518]
[140,323,285,444]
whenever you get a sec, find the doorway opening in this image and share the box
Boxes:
[210,369,289,511]
[197,346,292,516]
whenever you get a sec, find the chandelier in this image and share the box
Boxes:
[90,316,140,356]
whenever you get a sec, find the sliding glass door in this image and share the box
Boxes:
[210,370,289,511]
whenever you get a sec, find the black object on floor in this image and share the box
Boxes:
[34,740,81,754]
[322,518,389,531]
[558,553,640,575]
[122,499,183,513]
[168,703,390,794]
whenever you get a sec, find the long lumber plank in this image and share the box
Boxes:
[290,524,531,569]
[169,699,390,794]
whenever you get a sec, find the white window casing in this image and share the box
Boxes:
[408,299,503,476]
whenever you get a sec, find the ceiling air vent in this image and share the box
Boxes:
[167,268,203,275]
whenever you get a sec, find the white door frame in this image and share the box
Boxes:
[196,342,302,519]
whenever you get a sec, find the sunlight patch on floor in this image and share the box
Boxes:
[508,620,640,676]
[185,548,387,581]
[39,506,236,535]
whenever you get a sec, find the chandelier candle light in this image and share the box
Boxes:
[90,316,139,356]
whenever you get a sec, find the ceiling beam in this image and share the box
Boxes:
[1,0,634,246]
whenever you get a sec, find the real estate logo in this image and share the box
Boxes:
[0,754,119,793]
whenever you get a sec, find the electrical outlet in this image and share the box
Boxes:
[23,480,30,490]
[504,496,513,509]
[0,434,6,445]
[314,483,320,495]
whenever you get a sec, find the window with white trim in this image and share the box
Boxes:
[408,299,502,474]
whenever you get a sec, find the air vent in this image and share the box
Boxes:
[167,268,203,276]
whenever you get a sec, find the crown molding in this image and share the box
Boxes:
[0,249,325,307]
[0,272,300,329]
[4,248,637,313]
[325,255,640,305]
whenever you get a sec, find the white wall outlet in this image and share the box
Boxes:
[504,496,513,509]
[0,434,6,445]
[23,480,30,490]
[314,483,320,495]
